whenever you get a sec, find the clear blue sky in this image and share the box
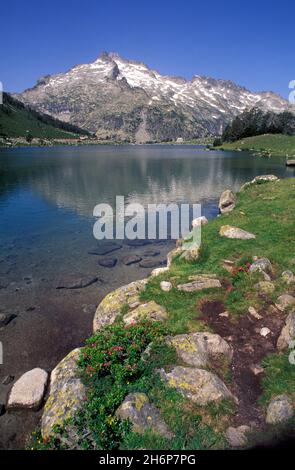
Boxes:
[0,0,294,97]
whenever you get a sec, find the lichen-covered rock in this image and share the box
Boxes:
[277,311,295,350]
[254,281,275,294]
[166,332,233,367]
[275,294,295,312]
[177,275,221,292]
[266,394,293,424]
[219,225,256,240]
[41,348,86,439]
[159,366,236,405]
[116,393,173,438]
[7,368,48,410]
[123,301,168,325]
[225,425,250,448]
[93,279,147,332]
[281,271,295,285]
[219,190,236,214]
[240,175,279,191]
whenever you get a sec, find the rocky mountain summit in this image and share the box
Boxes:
[14,52,289,142]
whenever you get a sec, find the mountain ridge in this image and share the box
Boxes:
[14,52,291,142]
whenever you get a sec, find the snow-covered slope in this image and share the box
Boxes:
[15,52,290,142]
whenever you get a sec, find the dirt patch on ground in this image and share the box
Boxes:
[199,299,286,428]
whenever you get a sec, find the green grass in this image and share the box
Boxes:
[216,134,295,157]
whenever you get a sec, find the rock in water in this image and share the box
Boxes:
[56,275,98,289]
[88,243,122,255]
[123,301,168,325]
[7,368,48,410]
[266,395,293,424]
[219,225,256,240]
[41,348,86,439]
[277,311,295,350]
[218,190,236,214]
[116,393,173,438]
[122,255,142,265]
[93,278,147,332]
[139,259,162,268]
[159,366,236,405]
[98,258,117,268]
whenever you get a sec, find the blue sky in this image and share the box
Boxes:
[0,0,294,97]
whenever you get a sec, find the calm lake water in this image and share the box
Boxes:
[0,144,294,448]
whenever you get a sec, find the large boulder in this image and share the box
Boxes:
[219,225,256,240]
[277,311,295,350]
[159,366,236,405]
[219,190,236,214]
[116,393,173,438]
[240,175,279,191]
[93,279,147,332]
[7,368,48,410]
[177,275,222,292]
[266,394,293,424]
[166,332,233,367]
[123,301,168,325]
[41,348,86,439]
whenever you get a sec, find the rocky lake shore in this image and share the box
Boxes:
[2,175,294,450]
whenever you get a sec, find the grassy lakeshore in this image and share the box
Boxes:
[32,177,295,450]
[215,134,295,157]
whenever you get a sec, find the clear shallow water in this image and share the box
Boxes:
[0,144,294,448]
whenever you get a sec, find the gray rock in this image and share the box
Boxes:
[93,278,147,332]
[275,294,295,312]
[98,258,117,268]
[177,275,222,292]
[143,249,160,257]
[219,190,236,214]
[41,348,86,438]
[225,425,250,447]
[122,255,142,265]
[116,393,173,438]
[240,175,279,191]
[219,225,256,240]
[151,267,169,277]
[277,311,295,350]
[7,368,48,410]
[249,257,273,276]
[281,270,295,285]
[191,216,208,228]
[159,366,237,405]
[160,281,172,292]
[266,395,293,424]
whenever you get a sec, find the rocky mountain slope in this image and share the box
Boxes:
[15,52,290,142]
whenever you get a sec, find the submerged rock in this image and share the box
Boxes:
[219,225,256,240]
[177,275,222,292]
[88,243,122,256]
[7,368,48,410]
[98,258,117,268]
[116,393,173,438]
[139,259,162,268]
[123,301,168,325]
[56,275,98,290]
[166,332,233,367]
[277,311,295,350]
[266,394,293,424]
[159,366,236,405]
[0,313,16,327]
[219,190,236,214]
[93,279,147,332]
[41,348,86,439]
[122,255,142,266]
